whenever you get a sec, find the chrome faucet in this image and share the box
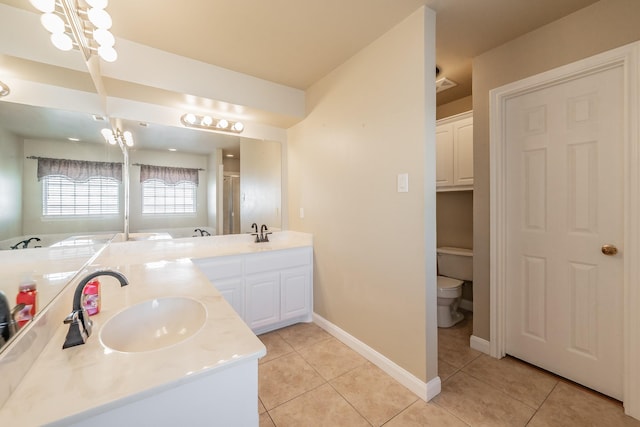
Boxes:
[193,228,211,236]
[10,237,41,250]
[260,224,272,243]
[250,223,260,242]
[62,270,129,349]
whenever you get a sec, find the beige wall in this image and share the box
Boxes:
[472,0,640,340]
[436,95,472,120]
[436,191,473,250]
[288,7,436,381]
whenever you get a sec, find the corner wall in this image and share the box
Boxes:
[472,0,640,340]
[287,7,436,382]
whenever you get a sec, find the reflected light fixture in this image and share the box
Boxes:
[0,80,10,97]
[30,0,118,62]
[101,128,134,147]
[180,113,244,134]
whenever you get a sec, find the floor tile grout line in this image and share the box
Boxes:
[458,365,558,412]
[429,400,474,427]
[324,378,374,426]
[524,382,560,426]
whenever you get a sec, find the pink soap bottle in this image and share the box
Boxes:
[82,278,101,316]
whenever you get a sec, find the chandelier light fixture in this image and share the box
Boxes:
[180,113,245,134]
[101,128,133,147]
[29,0,118,62]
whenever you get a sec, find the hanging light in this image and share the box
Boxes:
[40,13,66,34]
[50,33,73,51]
[30,0,118,62]
[101,128,134,147]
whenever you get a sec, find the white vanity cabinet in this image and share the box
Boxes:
[192,256,245,317]
[194,246,313,334]
[436,111,473,191]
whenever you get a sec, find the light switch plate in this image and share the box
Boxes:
[397,173,409,192]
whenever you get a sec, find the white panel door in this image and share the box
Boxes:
[505,64,624,399]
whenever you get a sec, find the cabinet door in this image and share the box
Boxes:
[245,272,280,330]
[435,123,454,187]
[214,277,244,319]
[280,266,311,321]
[453,117,474,186]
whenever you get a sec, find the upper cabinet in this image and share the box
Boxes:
[436,111,473,191]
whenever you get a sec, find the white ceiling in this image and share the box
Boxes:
[0,0,600,153]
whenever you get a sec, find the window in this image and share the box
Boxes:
[42,175,120,216]
[142,179,197,214]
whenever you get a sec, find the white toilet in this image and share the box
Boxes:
[437,247,473,328]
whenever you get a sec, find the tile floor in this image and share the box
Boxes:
[258,314,640,426]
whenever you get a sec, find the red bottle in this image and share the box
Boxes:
[16,280,37,328]
[82,278,101,316]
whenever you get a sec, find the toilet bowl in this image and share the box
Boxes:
[436,247,473,328]
[437,276,464,327]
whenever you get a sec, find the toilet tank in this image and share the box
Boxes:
[437,247,473,281]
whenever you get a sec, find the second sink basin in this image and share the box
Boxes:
[100,297,207,353]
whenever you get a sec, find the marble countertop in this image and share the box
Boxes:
[0,231,312,425]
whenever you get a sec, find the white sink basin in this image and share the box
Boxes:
[100,297,207,353]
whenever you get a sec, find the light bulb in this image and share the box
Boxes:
[50,33,73,51]
[123,131,134,147]
[98,45,117,62]
[87,8,112,29]
[41,13,65,34]
[86,0,108,9]
[201,116,213,126]
[217,119,228,129]
[93,28,115,47]
[101,128,117,145]
[29,0,55,13]
[232,122,244,132]
[184,113,197,124]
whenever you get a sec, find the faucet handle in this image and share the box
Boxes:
[62,308,93,349]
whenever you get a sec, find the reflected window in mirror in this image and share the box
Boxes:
[42,175,120,216]
[142,179,197,215]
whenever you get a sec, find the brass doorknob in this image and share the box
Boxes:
[601,244,618,256]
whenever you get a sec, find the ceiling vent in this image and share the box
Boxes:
[436,77,457,93]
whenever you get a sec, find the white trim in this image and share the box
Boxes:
[312,313,439,401]
[470,335,491,355]
[436,110,472,126]
[489,41,640,419]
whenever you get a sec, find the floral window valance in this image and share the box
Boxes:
[36,157,123,182]
[139,164,199,185]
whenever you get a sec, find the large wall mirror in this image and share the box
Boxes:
[0,99,283,351]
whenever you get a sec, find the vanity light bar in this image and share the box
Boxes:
[180,113,244,134]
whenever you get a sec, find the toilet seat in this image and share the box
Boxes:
[437,276,463,298]
[437,276,464,289]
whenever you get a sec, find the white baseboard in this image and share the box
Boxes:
[313,313,439,401]
[460,299,473,312]
[470,335,491,355]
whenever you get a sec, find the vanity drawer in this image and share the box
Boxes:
[245,247,312,274]
[194,256,243,280]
